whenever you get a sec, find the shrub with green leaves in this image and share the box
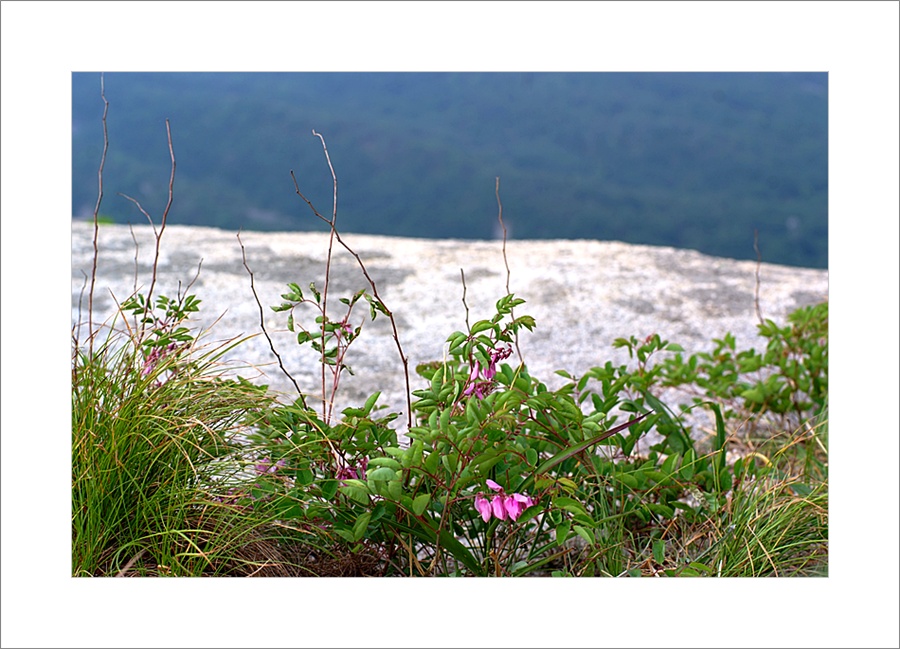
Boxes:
[243,264,829,577]
[658,301,828,437]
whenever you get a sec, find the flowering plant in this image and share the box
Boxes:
[475,479,535,522]
[249,288,657,576]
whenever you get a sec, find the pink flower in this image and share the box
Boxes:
[486,479,503,492]
[462,362,485,398]
[485,346,512,381]
[474,494,492,522]
[462,346,512,401]
[336,320,354,339]
[505,493,535,521]
[474,479,536,523]
[336,457,369,483]
[491,495,508,520]
[256,457,286,474]
[255,458,276,474]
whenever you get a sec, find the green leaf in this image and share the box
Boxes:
[319,479,338,500]
[646,503,675,519]
[641,390,693,453]
[424,450,441,473]
[367,467,397,481]
[352,512,372,541]
[340,479,370,492]
[525,448,538,467]
[680,449,696,480]
[470,320,493,335]
[741,387,766,403]
[552,496,590,518]
[661,453,678,476]
[616,472,639,490]
[555,520,571,546]
[652,539,665,564]
[441,453,458,474]
[555,477,578,493]
[362,391,381,415]
[709,402,727,472]
[573,525,595,546]
[472,453,503,474]
[367,457,402,470]
[686,561,712,576]
[411,493,430,516]
[340,486,370,506]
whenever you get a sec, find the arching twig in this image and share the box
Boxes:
[290,132,414,429]
[118,119,176,341]
[237,231,306,402]
[496,177,523,364]
[86,72,109,357]
[753,229,765,326]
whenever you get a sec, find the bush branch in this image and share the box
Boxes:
[290,132,415,430]
[237,231,306,403]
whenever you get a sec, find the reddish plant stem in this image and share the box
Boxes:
[87,73,109,358]
[291,147,415,428]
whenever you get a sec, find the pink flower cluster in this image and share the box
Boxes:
[463,346,513,400]
[474,479,535,523]
[336,456,369,483]
[255,457,286,475]
[140,342,178,380]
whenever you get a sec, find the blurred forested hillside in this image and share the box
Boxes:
[72,72,827,268]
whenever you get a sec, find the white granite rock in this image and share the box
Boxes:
[72,222,828,439]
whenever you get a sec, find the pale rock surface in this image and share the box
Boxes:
[72,222,828,442]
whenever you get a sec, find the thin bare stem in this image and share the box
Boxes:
[753,229,765,325]
[312,129,337,422]
[144,119,176,337]
[86,73,109,357]
[460,268,471,332]
[118,119,176,341]
[291,154,415,430]
[73,271,88,349]
[496,177,523,363]
[237,231,306,402]
[129,223,140,296]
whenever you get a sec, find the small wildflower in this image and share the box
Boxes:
[140,347,161,376]
[254,457,285,475]
[336,457,368,483]
[474,494,492,522]
[474,479,536,523]
[491,494,508,520]
[462,346,512,400]
[505,493,535,521]
[336,320,354,339]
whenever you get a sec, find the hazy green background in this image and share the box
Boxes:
[72,72,827,268]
